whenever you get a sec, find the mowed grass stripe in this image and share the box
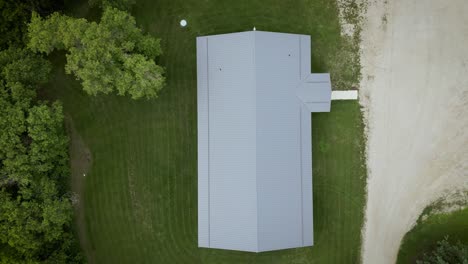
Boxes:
[312,101,366,264]
[89,107,125,263]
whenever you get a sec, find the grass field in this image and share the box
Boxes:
[397,207,468,263]
[43,0,366,263]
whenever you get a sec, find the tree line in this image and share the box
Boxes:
[0,47,82,263]
[0,0,164,262]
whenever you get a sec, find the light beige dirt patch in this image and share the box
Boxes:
[66,117,95,264]
[359,0,468,263]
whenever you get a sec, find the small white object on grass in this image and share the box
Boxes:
[253,27,256,31]
[83,173,86,177]
[180,19,187,27]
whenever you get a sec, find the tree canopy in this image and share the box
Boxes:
[0,0,63,49]
[417,236,468,264]
[0,48,83,264]
[28,7,165,99]
[89,0,136,11]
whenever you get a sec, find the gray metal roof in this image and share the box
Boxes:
[197,31,331,253]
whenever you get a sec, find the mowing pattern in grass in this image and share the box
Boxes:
[44,0,366,263]
[397,208,468,264]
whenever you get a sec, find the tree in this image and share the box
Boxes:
[89,0,136,11]
[0,47,51,86]
[417,236,468,264]
[28,7,165,99]
[0,0,64,49]
[0,48,83,263]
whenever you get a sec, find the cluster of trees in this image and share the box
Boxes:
[89,0,136,11]
[1,0,165,262]
[417,236,468,264]
[0,0,64,49]
[0,0,135,49]
[28,7,165,99]
[0,48,83,263]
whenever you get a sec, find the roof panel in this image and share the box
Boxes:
[255,31,305,251]
[196,37,210,247]
[205,32,259,252]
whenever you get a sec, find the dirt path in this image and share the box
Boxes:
[359,1,468,263]
[66,117,95,264]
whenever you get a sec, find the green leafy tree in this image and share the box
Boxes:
[0,0,64,49]
[0,48,83,263]
[0,48,51,86]
[417,236,468,264]
[89,0,136,11]
[28,7,165,99]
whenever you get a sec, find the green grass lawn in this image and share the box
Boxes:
[43,0,366,263]
[397,208,468,263]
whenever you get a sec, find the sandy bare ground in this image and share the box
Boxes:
[359,0,468,263]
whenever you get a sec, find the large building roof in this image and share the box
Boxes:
[197,31,331,252]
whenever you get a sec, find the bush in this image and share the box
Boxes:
[417,236,468,264]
